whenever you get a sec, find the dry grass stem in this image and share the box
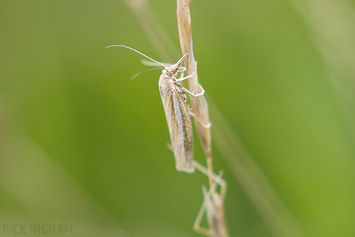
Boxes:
[177,0,229,236]
[193,171,227,237]
[204,187,228,237]
[176,0,213,183]
[124,0,304,236]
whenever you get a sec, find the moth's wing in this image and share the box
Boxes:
[159,76,194,173]
[172,90,194,172]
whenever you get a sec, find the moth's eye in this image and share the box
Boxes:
[167,71,174,77]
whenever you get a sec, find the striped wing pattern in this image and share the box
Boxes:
[159,75,194,173]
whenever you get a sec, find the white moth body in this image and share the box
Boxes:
[159,72,194,173]
[105,45,194,173]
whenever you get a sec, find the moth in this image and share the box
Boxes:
[106,45,207,173]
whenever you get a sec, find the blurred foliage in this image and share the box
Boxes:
[0,0,355,237]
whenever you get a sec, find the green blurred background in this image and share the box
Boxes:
[1,0,355,236]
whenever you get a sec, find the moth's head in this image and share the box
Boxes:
[163,67,177,77]
[162,52,189,78]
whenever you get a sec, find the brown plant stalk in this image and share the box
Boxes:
[123,1,305,237]
[177,0,229,236]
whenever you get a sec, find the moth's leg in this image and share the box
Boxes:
[177,68,186,74]
[182,86,203,97]
[175,73,194,82]
[177,64,205,97]
[182,82,207,97]
[176,64,197,82]
[165,143,174,153]
[177,69,186,83]
[188,110,212,129]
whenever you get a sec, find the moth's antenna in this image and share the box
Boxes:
[105,45,167,68]
[130,67,162,80]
